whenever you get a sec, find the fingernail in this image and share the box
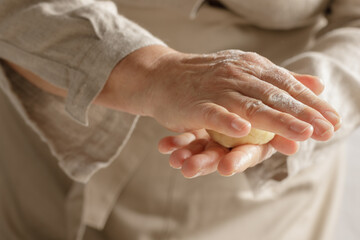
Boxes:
[170,160,182,169]
[187,171,202,179]
[290,121,313,134]
[169,159,182,169]
[171,165,181,169]
[312,119,334,137]
[231,118,250,132]
[162,148,176,154]
[316,77,325,86]
[173,134,196,147]
[323,111,341,128]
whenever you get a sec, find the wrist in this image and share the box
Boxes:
[95,45,177,115]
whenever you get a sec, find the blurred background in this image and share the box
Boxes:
[335,128,360,240]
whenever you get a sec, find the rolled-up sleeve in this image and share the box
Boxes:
[0,0,164,124]
[0,0,165,182]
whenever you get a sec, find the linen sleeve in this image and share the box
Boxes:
[0,0,164,124]
[281,0,360,177]
[0,0,165,182]
[245,0,360,190]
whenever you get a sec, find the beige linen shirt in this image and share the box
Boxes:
[1,0,360,239]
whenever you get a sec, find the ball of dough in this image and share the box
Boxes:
[206,128,275,148]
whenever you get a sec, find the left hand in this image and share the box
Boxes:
[158,129,298,178]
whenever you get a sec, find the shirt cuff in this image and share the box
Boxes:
[65,26,165,125]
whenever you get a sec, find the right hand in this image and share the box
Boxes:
[106,45,339,142]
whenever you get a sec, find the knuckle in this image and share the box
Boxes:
[266,91,285,105]
[276,66,289,76]
[217,49,244,57]
[242,99,264,120]
[291,84,312,99]
[276,112,292,125]
[242,52,259,62]
[214,61,237,77]
[242,52,269,65]
[202,105,220,123]
[267,91,305,115]
[262,66,288,81]
[264,87,281,100]
[266,89,290,107]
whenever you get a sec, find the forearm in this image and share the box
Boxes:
[5,60,67,98]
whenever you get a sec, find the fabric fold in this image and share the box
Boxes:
[0,0,165,182]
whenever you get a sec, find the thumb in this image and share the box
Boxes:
[194,103,251,138]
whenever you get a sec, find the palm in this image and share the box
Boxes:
[158,129,298,178]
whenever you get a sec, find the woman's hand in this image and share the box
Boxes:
[106,45,340,142]
[158,129,297,178]
[157,62,332,178]
[157,62,329,178]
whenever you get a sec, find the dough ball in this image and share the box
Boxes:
[206,128,275,148]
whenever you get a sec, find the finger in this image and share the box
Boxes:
[217,93,314,141]
[158,130,207,154]
[181,142,229,178]
[259,67,341,131]
[169,139,207,169]
[290,72,324,96]
[195,103,251,138]
[217,144,276,176]
[158,133,195,154]
[227,75,334,141]
[270,135,299,155]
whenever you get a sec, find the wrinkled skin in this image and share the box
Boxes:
[157,69,331,178]
[138,46,341,178]
[140,48,340,141]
